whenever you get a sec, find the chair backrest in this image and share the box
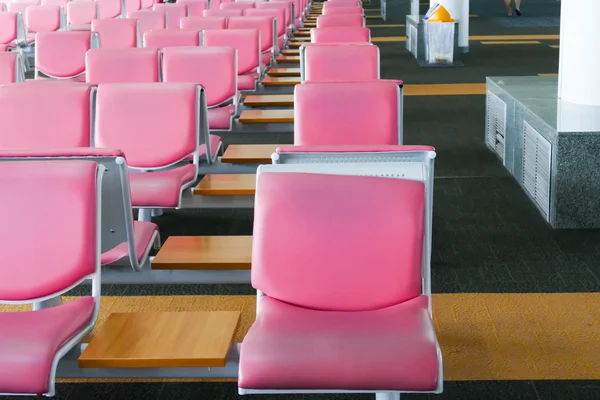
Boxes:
[255,1,289,29]
[66,0,99,25]
[6,2,37,14]
[301,43,378,82]
[0,160,101,302]
[153,3,188,28]
[97,0,122,18]
[178,0,206,15]
[92,18,140,48]
[322,6,363,14]
[227,16,272,52]
[0,82,93,148]
[252,166,425,311]
[244,8,284,37]
[317,13,363,27]
[202,8,242,16]
[35,31,99,79]
[311,26,370,43]
[270,0,299,20]
[323,0,361,8]
[94,82,200,168]
[162,46,236,107]
[143,28,200,49]
[127,9,166,35]
[0,12,25,45]
[0,51,24,83]
[202,28,259,75]
[220,1,253,10]
[140,0,152,9]
[86,47,159,83]
[180,15,226,29]
[294,81,400,145]
[125,0,142,12]
[25,4,64,32]
[41,0,68,5]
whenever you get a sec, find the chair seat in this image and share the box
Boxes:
[33,74,87,82]
[0,297,95,395]
[239,295,439,392]
[238,72,258,90]
[129,163,196,208]
[277,35,285,50]
[261,50,271,67]
[184,133,222,162]
[101,221,159,265]
[208,104,236,130]
[0,44,8,51]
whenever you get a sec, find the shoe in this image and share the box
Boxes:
[515,8,522,16]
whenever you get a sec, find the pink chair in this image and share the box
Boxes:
[41,0,68,5]
[202,8,242,16]
[180,15,226,29]
[294,81,403,145]
[0,11,28,49]
[177,0,206,15]
[203,28,260,90]
[25,4,65,33]
[0,82,93,148]
[143,28,200,49]
[221,1,254,11]
[270,0,300,29]
[34,31,100,80]
[124,0,142,12]
[140,0,152,9]
[86,48,160,83]
[310,26,370,43]
[0,159,101,397]
[317,13,363,27]
[66,0,99,29]
[300,43,378,82]
[162,46,237,136]
[238,165,441,397]
[97,0,122,18]
[92,18,140,48]
[6,1,38,16]
[227,16,275,65]
[245,8,285,51]
[322,6,363,14]
[256,1,289,34]
[93,83,203,220]
[127,9,166,36]
[0,51,25,83]
[0,149,161,273]
[153,3,188,28]
[323,0,361,8]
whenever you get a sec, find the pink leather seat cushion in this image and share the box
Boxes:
[0,297,95,395]
[238,72,257,90]
[185,133,222,161]
[261,50,271,66]
[208,103,235,130]
[128,163,196,207]
[101,221,158,265]
[239,295,439,392]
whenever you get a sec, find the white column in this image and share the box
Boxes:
[557,0,600,106]
[411,0,419,16]
[430,0,469,51]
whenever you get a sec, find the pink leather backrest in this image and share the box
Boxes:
[67,1,98,24]
[0,12,19,44]
[220,1,253,10]
[303,44,378,81]
[180,15,226,30]
[97,0,122,18]
[202,8,242,17]
[41,0,68,6]
[143,28,199,49]
[271,0,299,19]
[252,172,425,311]
[125,0,142,12]
[294,81,399,145]
[311,26,370,43]
[322,6,363,14]
[255,2,289,27]
[317,13,363,27]
[0,51,18,84]
[140,0,153,9]
[92,18,138,48]
[7,2,36,14]
[94,83,198,168]
[323,0,361,7]
[178,0,206,16]
[25,5,62,33]
[227,16,272,52]
[202,28,258,74]
[35,31,92,78]
[153,3,188,28]
[0,82,92,148]
[86,48,159,83]
[162,46,236,106]
[127,10,166,36]
[0,160,98,301]
[245,8,284,36]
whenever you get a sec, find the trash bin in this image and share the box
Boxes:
[424,21,455,64]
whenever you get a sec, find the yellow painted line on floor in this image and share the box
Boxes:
[5,293,596,382]
[538,73,558,76]
[470,13,479,17]
[549,44,560,49]
[405,83,486,96]
[365,15,382,19]
[372,36,406,42]
[481,40,541,45]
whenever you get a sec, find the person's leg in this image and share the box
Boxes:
[514,0,522,15]
[504,0,513,16]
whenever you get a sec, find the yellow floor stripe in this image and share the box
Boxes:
[538,73,558,76]
[549,44,560,49]
[372,36,406,42]
[481,41,541,45]
[5,292,600,381]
